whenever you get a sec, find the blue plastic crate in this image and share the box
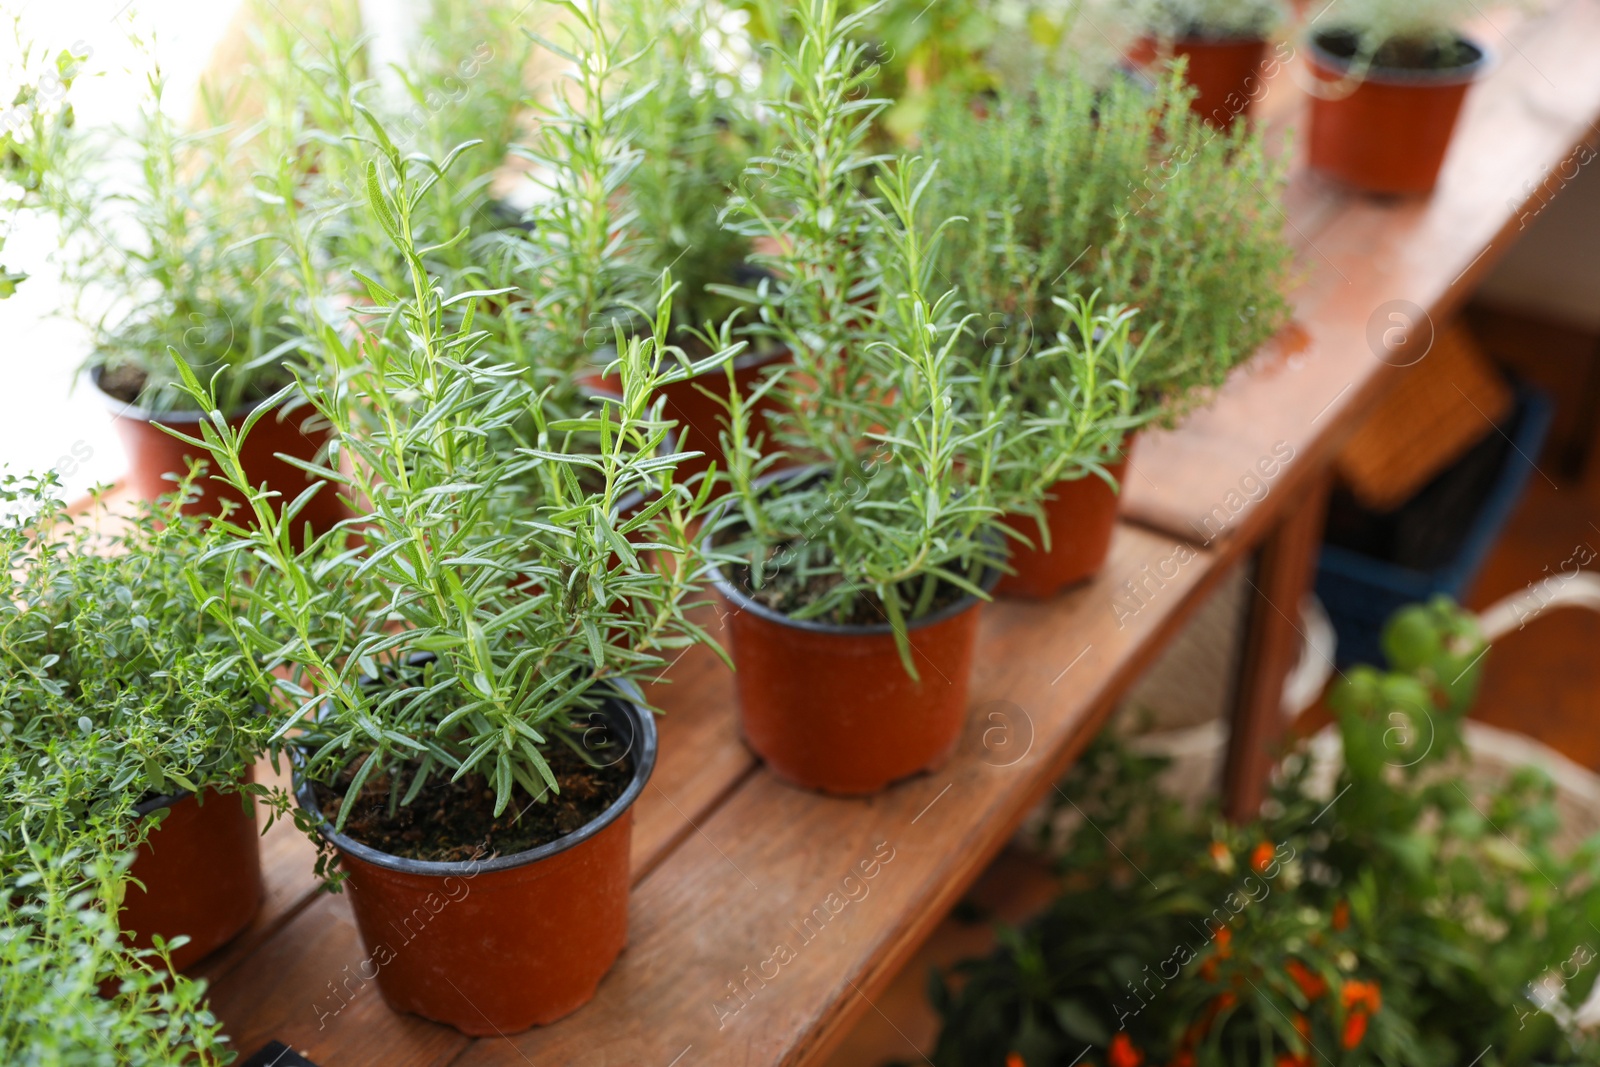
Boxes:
[1316,385,1554,667]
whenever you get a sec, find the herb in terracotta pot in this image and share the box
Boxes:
[0,841,231,1064]
[0,471,275,971]
[922,65,1290,590]
[1120,0,1288,127]
[709,0,1009,795]
[1305,0,1502,194]
[170,128,735,1034]
[30,63,341,525]
[981,295,1158,599]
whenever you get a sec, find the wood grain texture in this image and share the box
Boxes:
[449,525,1226,1067]
[1123,0,1600,544]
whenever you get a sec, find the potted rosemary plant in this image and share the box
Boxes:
[1122,0,1288,128]
[171,129,735,1033]
[36,71,339,528]
[708,0,1008,795]
[922,65,1291,597]
[0,472,274,971]
[1305,0,1496,194]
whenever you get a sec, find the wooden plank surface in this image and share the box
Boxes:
[1122,0,1600,544]
[443,524,1228,1067]
[198,2,1600,1063]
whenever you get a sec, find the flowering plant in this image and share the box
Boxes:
[928,599,1600,1067]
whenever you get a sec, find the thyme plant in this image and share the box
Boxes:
[170,131,735,837]
[0,844,229,1065]
[0,473,272,861]
[922,64,1291,422]
[714,0,1007,670]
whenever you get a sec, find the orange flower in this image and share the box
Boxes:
[1209,841,1234,870]
[1007,1055,1026,1067]
[1276,1056,1310,1067]
[1109,1033,1144,1067]
[1251,841,1276,873]
[1342,1011,1368,1049]
[1293,1013,1312,1044]
[1331,901,1349,931]
[1341,980,1381,1013]
[1199,958,1219,982]
[1170,1051,1195,1067]
[1285,959,1327,1001]
[1215,991,1238,1012]
[1214,927,1233,958]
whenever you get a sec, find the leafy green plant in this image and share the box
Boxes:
[0,472,273,860]
[0,843,230,1065]
[0,24,89,299]
[732,0,1066,143]
[981,293,1156,539]
[712,0,1008,671]
[927,599,1600,1067]
[0,473,261,1064]
[169,124,735,846]
[37,60,303,414]
[612,0,765,344]
[922,64,1292,423]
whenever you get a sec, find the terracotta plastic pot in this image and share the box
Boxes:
[997,449,1132,600]
[582,346,789,479]
[1307,32,1489,195]
[1132,36,1270,128]
[92,369,347,534]
[707,469,994,794]
[121,772,263,972]
[294,691,656,1035]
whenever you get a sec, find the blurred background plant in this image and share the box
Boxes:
[926,599,1600,1067]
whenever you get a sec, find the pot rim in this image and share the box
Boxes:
[292,682,657,878]
[87,365,289,427]
[1307,29,1491,86]
[704,465,1000,637]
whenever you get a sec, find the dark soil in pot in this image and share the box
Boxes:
[997,448,1132,600]
[1130,35,1270,129]
[92,366,348,535]
[121,772,264,972]
[1307,30,1489,195]
[295,690,656,1035]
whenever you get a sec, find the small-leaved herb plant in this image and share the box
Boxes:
[170,127,735,859]
[922,64,1292,424]
[0,473,262,1063]
[713,0,1008,672]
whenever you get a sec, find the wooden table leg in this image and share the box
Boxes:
[1223,467,1334,821]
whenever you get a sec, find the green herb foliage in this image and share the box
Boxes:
[927,598,1600,1067]
[922,64,1292,423]
[714,0,1007,672]
[169,123,734,839]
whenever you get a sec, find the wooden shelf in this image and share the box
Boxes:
[195,1,1600,1063]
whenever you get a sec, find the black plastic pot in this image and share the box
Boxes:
[292,686,656,1035]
